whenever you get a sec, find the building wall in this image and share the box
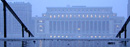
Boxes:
[0,2,34,38]
[35,6,124,47]
[35,7,124,38]
[0,3,4,38]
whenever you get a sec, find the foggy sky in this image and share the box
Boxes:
[1,0,128,18]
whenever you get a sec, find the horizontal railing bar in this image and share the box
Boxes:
[0,38,130,41]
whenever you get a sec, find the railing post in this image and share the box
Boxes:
[22,26,25,47]
[124,28,127,47]
[22,26,24,37]
[119,34,121,38]
[2,0,7,47]
[3,0,6,38]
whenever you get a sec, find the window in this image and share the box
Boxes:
[50,36,52,38]
[39,20,43,23]
[87,15,88,18]
[39,25,43,27]
[66,15,68,17]
[70,14,72,18]
[90,21,93,31]
[50,15,52,18]
[54,36,56,38]
[91,15,93,18]
[99,15,101,18]
[49,21,52,31]
[95,36,97,38]
[103,15,105,18]
[54,15,56,18]
[62,36,64,38]
[78,14,80,17]
[102,21,105,31]
[116,25,119,27]
[62,15,64,17]
[57,21,60,31]
[43,14,46,16]
[58,36,60,38]
[95,15,97,17]
[40,29,43,32]
[38,24,44,33]
[77,21,81,31]
[107,15,109,18]
[65,21,68,31]
[98,21,101,31]
[61,21,65,32]
[86,21,89,31]
[82,15,85,17]
[78,28,80,30]
[66,36,68,38]
[116,25,120,29]
[82,21,85,32]
[78,36,81,38]
[91,36,93,38]
[53,21,56,31]
[73,21,77,32]
[58,15,60,17]
[94,21,97,31]
[106,21,109,31]
[99,36,101,38]
[69,21,72,32]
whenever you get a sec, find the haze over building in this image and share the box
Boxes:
[0,0,128,47]
[35,6,124,47]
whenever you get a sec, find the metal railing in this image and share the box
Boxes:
[0,38,130,47]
